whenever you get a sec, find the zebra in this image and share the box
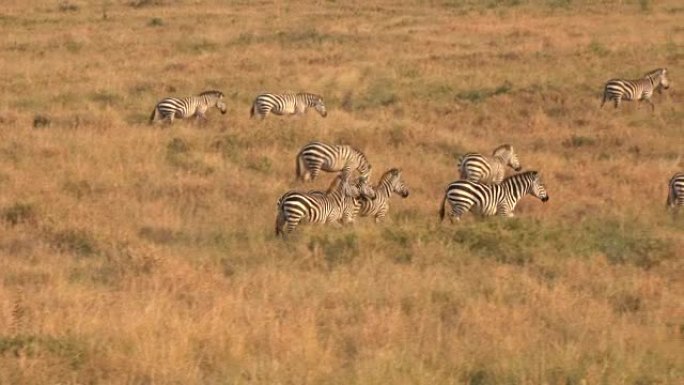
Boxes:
[667,172,684,211]
[354,168,410,223]
[439,171,549,223]
[149,90,227,125]
[601,68,670,111]
[275,174,375,236]
[457,144,522,184]
[250,92,327,119]
[295,141,372,182]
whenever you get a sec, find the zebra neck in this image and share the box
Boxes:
[502,178,530,204]
[377,181,393,199]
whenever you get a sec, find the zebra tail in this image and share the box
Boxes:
[149,106,157,124]
[295,152,305,181]
[249,102,255,118]
[275,209,284,236]
[439,193,447,222]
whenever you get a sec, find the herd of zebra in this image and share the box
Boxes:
[147,67,682,236]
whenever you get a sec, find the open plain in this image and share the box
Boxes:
[0,1,683,384]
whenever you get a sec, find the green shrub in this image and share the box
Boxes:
[49,228,98,257]
[1,203,36,226]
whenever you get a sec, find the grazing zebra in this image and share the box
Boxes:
[275,174,375,236]
[439,171,549,223]
[149,90,227,125]
[458,144,522,184]
[295,141,372,182]
[601,68,670,111]
[354,168,410,223]
[250,92,327,119]
[667,172,684,211]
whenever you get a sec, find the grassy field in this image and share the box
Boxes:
[0,0,683,384]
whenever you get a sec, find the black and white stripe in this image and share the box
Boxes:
[458,144,522,184]
[667,172,684,211]
[440,171,549,222]
[250,92,327,119]
[355,168,410,223]
[149,90,227,124]
[275,174,375,236]
[296,141,372,182]
[601,68,670,111]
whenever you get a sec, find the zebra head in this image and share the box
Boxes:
[354,175,377,200]
[311,94,327,117]
[646,68,670,92]
[200,90,227,114]
[328,173,362,199]
[529,172,549,202]
[493,144,522,172]
[383,168,409,198]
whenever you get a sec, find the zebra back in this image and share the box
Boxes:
[458,144,520,184]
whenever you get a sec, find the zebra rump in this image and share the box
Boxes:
[667,172,684,210]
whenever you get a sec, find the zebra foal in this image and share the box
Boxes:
[354,168,410,223]
[667,172,684,211]
[601,68,670,112]
[439,171,549,223]
[149,90,227,125]
[275,174,375,236]
[458,144,522,184]
[250,92,327,119]
[295,141,372,182]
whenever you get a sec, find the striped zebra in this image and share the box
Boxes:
[354,168,410,223]
[667,172,684,211]
[458,144,522,184]
[439,171,549,223]
[250,92,327,119]
[601,68,670,111]
[149,90,227,125]
[295,141,372,182]
[275,174,375,236]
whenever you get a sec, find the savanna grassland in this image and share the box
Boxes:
[0,0,683,384]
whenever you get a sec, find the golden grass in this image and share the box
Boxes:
[0,1,683,384]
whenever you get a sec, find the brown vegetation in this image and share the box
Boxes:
[0,0,682,384]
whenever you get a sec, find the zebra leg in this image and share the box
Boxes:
[646,99,655,112]
[163,114,174,126]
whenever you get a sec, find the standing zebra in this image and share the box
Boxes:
[439,171,549,222]
[601,68,670,111]
[667,172,684,211]
[250,92,327,119]
[275,174,375,236]
[295,141,372,182]
[354,168,410,223]
[458,144,522,184]
[149,90,227,125]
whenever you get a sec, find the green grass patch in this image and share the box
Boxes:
[308,233,359,269]
[456,81,512,103]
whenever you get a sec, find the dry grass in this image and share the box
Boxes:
[0,0,683,384]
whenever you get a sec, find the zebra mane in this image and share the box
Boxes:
[297,92,321,98]
[378,168,400,185]
[643,68,666,78]
[198,90,224,98]
[503,170,538,183]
